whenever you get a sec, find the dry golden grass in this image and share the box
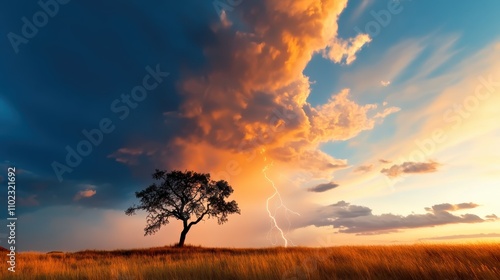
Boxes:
[1,244,499,279]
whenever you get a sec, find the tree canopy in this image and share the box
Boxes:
[126,169,240,246]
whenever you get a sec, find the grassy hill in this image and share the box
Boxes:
[1,244,499,279]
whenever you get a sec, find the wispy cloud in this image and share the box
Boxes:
[424,203,479,212]
[302,201,492,235]
[350,0,373,22]
[308,182,339,193]
[381,161,439,178]
[74,189,97,201]
[353,164,373,173]
[373,106,400,119]
[486,214,498,220]
[323,34,372,65]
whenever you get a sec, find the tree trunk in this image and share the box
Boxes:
[178,228,188,247]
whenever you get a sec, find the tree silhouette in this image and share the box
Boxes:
[125,169,241,247]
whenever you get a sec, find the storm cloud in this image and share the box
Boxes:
[111,0,399,178]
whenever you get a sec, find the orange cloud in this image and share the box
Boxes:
[114,0,394,180]
[74,189,97,201]
[323,34,372,65]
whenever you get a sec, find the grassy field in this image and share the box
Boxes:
[1,244,499,279]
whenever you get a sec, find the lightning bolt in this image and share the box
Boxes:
[263,162,300,247]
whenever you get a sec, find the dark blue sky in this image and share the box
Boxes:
[0,1,223,213]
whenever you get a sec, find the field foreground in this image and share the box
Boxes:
[1,244,499,279]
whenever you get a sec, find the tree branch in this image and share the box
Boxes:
[188,204,211,228]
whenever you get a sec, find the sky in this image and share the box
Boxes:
[1,0,500,252]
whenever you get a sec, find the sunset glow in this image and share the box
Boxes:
[2,0,500,253]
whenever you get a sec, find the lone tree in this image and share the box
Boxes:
[126,169,240,247]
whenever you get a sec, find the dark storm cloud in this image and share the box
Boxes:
[308,182,339,193]
[301,201,492,235]
[0,1,220,211]
[0,162,140,218]
[106,0,388,180]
